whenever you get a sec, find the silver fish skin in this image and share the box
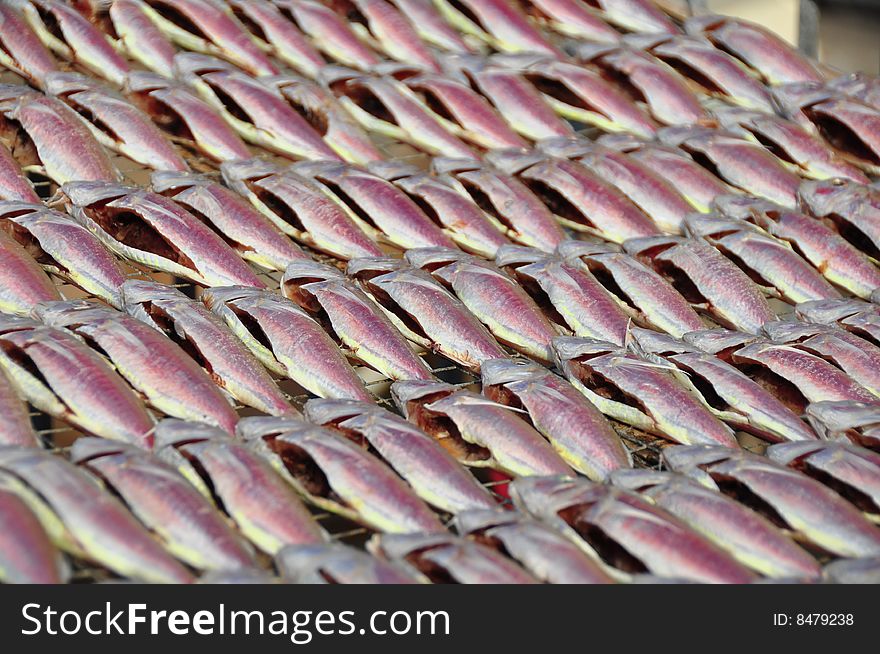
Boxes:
[0,364,39,448]
[276,542,422,584]
[715,195,880,300]
[151,170,308,272]
[1,202,126,308]
[806,401,880,450]
[202,286,372,402]
[663,446,880,558]
[799,178,880,260]
[481,358,630,480]
[267,74,383,165]
[0,143,40,203]
[520,0,622,43]
[174,54,340,162]
[138,0,277,75]
[293,160,456,250]
[121,281,296,418]
[685,15,824,85]
[349,259,506,371]
[0,86,119,185]
[823,557,880,584]
[228,1,325,78]
[370,532,539,584]
[767,440,880,517]
[631,328,816,443]
[624,235,777,333]
[509,476,757,584]
[62,181,264,288]
[109,0,177,77]
[554,336,739,448]
[0,3,57,88]
[221,158,381,261]
[455,508,615,584]
[303,398,495,514]
[796,298,880,346]
[829,72,880,111]
[14,0,130,85]
[154,420,327,554]
[407,248,559,364]
[497,245,630,345]
[608,470,821,580]
[0,228,61,316]
[0,447,194,583]
[125,71,252,162]
[684,213,840,305]
[281,260,434,382]
[44,72,187,172]
[392,379,574,477]
[0,488,67,583]
[556,240,704,339]
[35,300,239,434]
[389,0,472,53]
[70,438,256,571]
[590,0,679,34]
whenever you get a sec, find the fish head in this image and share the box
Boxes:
[172,51,235,83]
[404,246,469,272]
[682,328,758,356]
[234,415,310,442]
[607,469,672,492]
[150,169,212,195]
[765,440,832,467]
[771,81,831,116]
[494,244,550,269]
[346,256,406,282]
[153,418,227,451]
[712,194,782,222]
[761,320,825,344]
[281,260,346,309]
[68,436,140,464]
[453,508,517,536]
[60,181,131,209]
[219,157,282,186]
[805,400,880,440]
[573,41,620,63]
[555,239,619,263]
[683,212,755,240]
[32,299,115,331]
[661,444,738,475]
[302,397,377,427]
[535,135,595,159]
[483,148,545,175]
[429,156,482,175]
[510,474,601,519]
[318,64,363,88]
[628,327,694,356]
[366,160,420,182]
[42,71,100,98]
[390,379,456,418]
[480,357,544,395]
[620,234,681,261]
[552,335,621,366]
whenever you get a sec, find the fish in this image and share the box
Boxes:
[659,126,801,206]
[392,379,574,476]
[481,358,630,479]
[806,401,880,450]
[554,336,738,447]
[108,0,177,77]
[323,66,476,158]
[557,240,704,338]
[293,160,456,250]
[798,178,880,260]
[44,72,187,172]
[455,508,615,583]
[634,35,775,112]
[389,0,473,53]
[61,181,264,288]
[281,260,434,381]
[0,226,62,316]
[0,2,58,88]
[35,300,239,434]
[13,0,130,85]
[348,257,506,370]
[711,105,869,183]
[151,170,308,272]
[227,0,325,78]
[276,542,423,583]
[684,213,841,304]
[202,286,372,402]
[767,440,880,519]
[153,420,326,554]
[624,234,777,333]
[0,202,126,308]
[715,195,880,300]
[0,488,67,583]
[510,476,756,583]
[0,143,40,203]
[370,532,539,583]
[0,446,194,583]
[220,158,381,261]
[663,445,880,558]
[137,0,277,75]
[496,245,630,345]
[823,557,880,584]
[266,74,383,165]
[70,437,256,571]
[174,54,341,162]
[0,86,119,186]
[125,71,252,162]
[407,248,560,364]
[685,15,825,85]
[588,0,679,34]
[519,0,622,43]
[540,138,693,234]
[631,327,817,443]
[121,281,296,417]
[238,416,445,533]
[796,298,880,346]
[829,72,880,111]
[433,157,567,251]
[432,0,560,56]
[0,364,39,448]
[304,398,496,514]
[608,470,821,580]
[273,0,381,69]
